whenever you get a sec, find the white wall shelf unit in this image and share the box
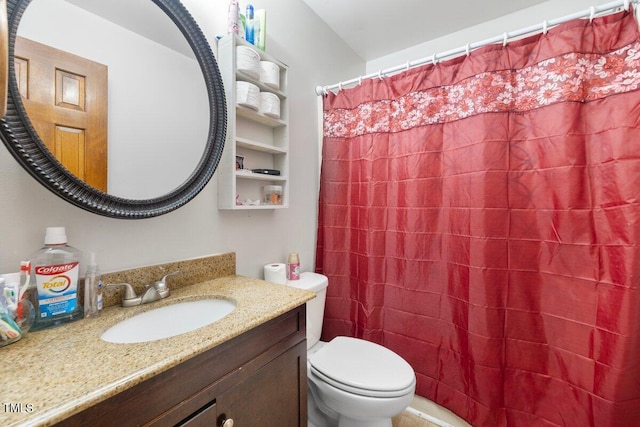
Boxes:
[218,34,289,210]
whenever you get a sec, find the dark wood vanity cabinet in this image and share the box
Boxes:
[57,306,307,427]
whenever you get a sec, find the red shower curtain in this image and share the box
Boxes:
[316,9,640,427]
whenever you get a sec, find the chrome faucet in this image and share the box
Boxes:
[106,271,179,307]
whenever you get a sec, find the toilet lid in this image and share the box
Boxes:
[309,337,416,398]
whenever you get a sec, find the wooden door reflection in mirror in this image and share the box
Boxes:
[15,36,108,192]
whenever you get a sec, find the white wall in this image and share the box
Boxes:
[0,0,364,277]
[367,0,616,73]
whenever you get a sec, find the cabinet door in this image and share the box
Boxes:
[216,342,307,427]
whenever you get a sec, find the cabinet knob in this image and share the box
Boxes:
[221,417,234,427]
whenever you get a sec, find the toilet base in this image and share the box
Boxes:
[308,418,391,427]
[308,416,392,427]
[308,379,338,427]
[337,417,391,427]
[308,373,409,427]
[308,394,392,427]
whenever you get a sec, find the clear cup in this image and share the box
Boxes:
[263,185,282,205]
[15,299,35,334]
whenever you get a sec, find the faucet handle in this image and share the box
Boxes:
[160,270,180,281]
[155,271,180,290]
[152,271,179,298]
[106,283,138,300]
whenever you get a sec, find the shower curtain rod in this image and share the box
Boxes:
[315,0,637,96]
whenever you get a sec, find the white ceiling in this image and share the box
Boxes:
[301,0,548,61]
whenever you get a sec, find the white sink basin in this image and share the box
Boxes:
[101,299,236,344]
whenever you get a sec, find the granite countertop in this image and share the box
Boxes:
[0,275,314,427]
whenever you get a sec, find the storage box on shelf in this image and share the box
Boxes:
[218,34,289,210]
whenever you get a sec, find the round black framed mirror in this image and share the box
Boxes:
[0,0,226,219]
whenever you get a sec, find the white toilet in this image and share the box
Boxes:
[285,272,416,427]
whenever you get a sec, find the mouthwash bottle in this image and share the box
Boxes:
[27,227,83,330]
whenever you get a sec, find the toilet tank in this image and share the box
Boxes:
[283,272,328,349]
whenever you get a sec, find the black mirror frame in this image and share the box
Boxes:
[0,0,226,219]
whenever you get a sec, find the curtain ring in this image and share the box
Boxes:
[338,82,343,92]
[431,53,438,65]
[623,0,629,11]
[322,87,328,96]
[357,76,362,86]
[589,6,596,22]
[502,32,508,47]
[542,20,548,35]
[465,43,471,56]
[405,61,410,71]
[378,70,383,80]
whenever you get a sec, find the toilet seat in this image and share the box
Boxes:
[309,336,416,398]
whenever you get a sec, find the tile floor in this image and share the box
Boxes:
[392,411,441,427]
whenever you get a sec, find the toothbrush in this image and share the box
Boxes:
[16,261,30,320]
[18,261,30,301]
[3,286,17,311]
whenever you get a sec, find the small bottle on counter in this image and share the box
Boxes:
[287,253,300,281]
[84,253,102,318]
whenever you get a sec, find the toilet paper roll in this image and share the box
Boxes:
[264,263,287,284]
[259,61,280,89]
